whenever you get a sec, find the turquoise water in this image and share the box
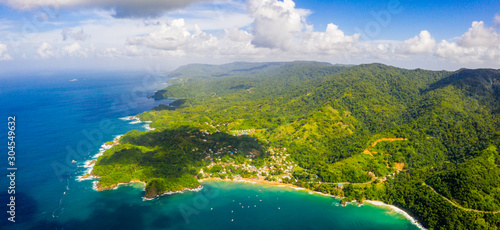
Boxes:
[0,72,419,229]
[25,180,418,229]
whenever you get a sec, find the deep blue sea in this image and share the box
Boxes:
[0,72,420,230]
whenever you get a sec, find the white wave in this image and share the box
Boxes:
[92,181,98,191]
[83,160,95,168]
[76,134,123,182]
[143,124,155,131]
[119,116,136,121]
[364,200,426,230]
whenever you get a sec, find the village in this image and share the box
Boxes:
[198,144,299,183]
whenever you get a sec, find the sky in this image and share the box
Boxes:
[0,0,498,73]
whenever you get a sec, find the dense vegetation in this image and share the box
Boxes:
[92,61,500,229]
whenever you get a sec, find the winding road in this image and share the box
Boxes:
[422,182,500,214]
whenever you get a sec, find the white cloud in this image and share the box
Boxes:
[436,40,477,61]
[435,20,500,64]
[63,42,87,57]
[127,18,264,58]
[302,23,359,55]
[225,27,252,43]
[246,0,359,55]
[248,0,309,50]
[457,21,499,48]
[0,43,12,60]
[37,42,55,59]
[128,19,194,51]
[1,0,206,18]
[395,30,436,55]
[357,40,397,60]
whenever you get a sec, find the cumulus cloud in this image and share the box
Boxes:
[62,27,91,41]
[127,19,261,58]
[248,0,309,50]
[435,20,500,64]
[0,0,205,18]
[436,40,476,59]
[456,21,499,48]
[395,30,436,55]
[128,19,195,50]
[302,23,359,54]
[246,0,359,55]
[37,42,55,59]
[0,43,12,60]
[63,42,87,57]
[357,41,397,60]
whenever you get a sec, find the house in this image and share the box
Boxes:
[338,184,343,189]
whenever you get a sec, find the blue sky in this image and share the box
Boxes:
[0,0,498,72]
[297,0,500,40]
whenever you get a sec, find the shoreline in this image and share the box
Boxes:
[364,200,426,230]
[77,116,154,182]
[92,179,146,192]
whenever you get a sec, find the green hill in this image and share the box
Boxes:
[91,61,500,229]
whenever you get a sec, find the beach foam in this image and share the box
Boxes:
[77,115,154,183]
[121,116,155,130]
[143,123,155,131]
[364,200,426,230]
[76,134,123,181]
[119,116,137,121]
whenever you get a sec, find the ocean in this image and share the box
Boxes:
[0,72,419,229]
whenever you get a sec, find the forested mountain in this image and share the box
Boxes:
[92,61,500,229]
